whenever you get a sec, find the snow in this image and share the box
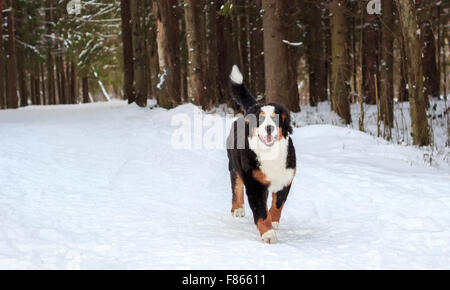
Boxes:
[0,101,449,269]
[292,99,449,166]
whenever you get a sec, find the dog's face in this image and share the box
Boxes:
[246,103,292,148]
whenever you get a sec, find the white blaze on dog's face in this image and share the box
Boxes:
[256,105,279,148]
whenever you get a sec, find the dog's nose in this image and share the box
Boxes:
[266,125,275,135]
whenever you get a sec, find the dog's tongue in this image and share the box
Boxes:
[266,135,273,143]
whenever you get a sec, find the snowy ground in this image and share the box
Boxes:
[0,101,449,269]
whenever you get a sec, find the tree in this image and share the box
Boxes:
[330,0,351,124]
[306,0,327,106]
[156,0,181,109]
[362,4,379,105]
[248,0,265,98]
[45,0,56,105]
[380,0,394,137]
[216,1,234,105]
[417,0,439,100]
[396,0,430,146]
[0,0,5,109]
[120,0,135,104]
[5,0,18,109]
[184,0,207,108]
[130,0,147,107]
[205,0,220,105]
[262,0,300,112]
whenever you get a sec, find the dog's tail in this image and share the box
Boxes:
[229,65,257,113]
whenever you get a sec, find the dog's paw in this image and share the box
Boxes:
[272,222,279,229]
[261,229,277,244]
[231,208,245,218]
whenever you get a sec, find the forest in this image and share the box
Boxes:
[1,0,450,269]
[0,0,449,147]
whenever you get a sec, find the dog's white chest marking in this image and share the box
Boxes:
[249,134,295,193]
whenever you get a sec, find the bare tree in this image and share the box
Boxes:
[156,0,181,108]
[262,0,300,112]
[330,0,351,124]
[130,0,147,107]
[306,0,327,106]
[396,0,430,146]
[6,0,18,109]
[380,0,394,138]
[0,0,5,109]
[184,0,207,108]
[120,0,135,104]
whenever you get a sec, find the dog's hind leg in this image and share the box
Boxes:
[230,170,245,217]
[269,185,291,229]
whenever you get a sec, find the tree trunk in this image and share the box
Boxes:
[0,0,5,109]
[146,4,158,100]
[45,0,56,105]
[32,61,41,105]
[330,0,351,124]
[70,61,77,104]
[206,0,219,105]
[6,0,18,109]
[398,36,409,102]
[216,0,234,105]
[120,0,135,104]
[30,70,36,105]
[40,62,47,105]
[306,1,327,106]
[130,0,147,107]
[55,53,63,104]
[156,0,181,108]
[396,0,430,146]
[249,0,264,98]
[417,0,439,100]
[237,2,250,83]
[380,0,394,135]
[82,76,89,103]
[184,0,207,108]
[362,9,379,105]
[262,0,300,112]
[17,46,28,107]
[179,4,188,103]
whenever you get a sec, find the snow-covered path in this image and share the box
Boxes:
[0,101,449,269]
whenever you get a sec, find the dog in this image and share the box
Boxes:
[226,65,296,244]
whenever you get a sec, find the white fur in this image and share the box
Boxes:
[248,106,295,193]
[272,222,279,229]
[231,207,245,218]
[257,106,278,146]
[230,65,243,84]
[261,229,277,244]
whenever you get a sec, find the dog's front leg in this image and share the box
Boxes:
[245,180,276,244]
[269,185,291,229]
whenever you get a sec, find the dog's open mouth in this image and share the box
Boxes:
[258,134,277,147]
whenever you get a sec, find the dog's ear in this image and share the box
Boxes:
[280,110,292,137]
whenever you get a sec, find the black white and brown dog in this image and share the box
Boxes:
[226,65,296,244]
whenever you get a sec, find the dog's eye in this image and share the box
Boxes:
[270,115,280,126]
[259,114,266,124]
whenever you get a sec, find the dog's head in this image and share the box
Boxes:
[245,103,292,148]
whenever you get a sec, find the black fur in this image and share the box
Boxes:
[226,70,296,239]
[229,82,258,114]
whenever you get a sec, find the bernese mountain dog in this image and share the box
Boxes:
[226,65,296,244]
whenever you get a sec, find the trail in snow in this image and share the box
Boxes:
[0,101,449,269]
